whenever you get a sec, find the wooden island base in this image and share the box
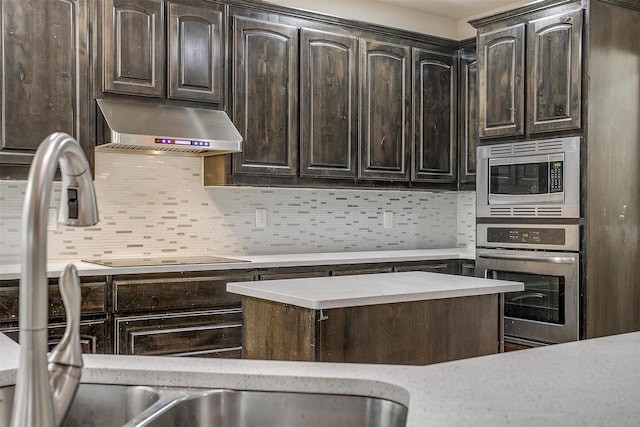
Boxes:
[242,294,500,365]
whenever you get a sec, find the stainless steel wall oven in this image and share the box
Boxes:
[476,137,582,347]
[476,224,580,345]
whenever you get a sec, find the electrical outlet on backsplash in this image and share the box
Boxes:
[0,152,475,264]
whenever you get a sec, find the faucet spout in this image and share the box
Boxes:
[10,132,99,427]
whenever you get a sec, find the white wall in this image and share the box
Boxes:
[263,0,533,40]
[262,0,460,39]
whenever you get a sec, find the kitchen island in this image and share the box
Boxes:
[228,272,522,365]
[2,331,639,426]
[0,248,481,359]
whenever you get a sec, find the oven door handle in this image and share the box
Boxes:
[477,253,577,264]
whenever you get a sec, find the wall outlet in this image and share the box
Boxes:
[47,208,58,231]
[255,208,267,228]
[383,211,393,229]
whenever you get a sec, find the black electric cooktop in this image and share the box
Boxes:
[82,256,248,267]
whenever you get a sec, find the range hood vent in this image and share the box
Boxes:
[96,98,242,156]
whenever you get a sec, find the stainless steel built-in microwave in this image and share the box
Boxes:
[477,137,581,219]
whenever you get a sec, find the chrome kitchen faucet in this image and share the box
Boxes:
[10,133,99,427]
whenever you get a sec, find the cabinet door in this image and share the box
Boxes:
[412,49,456,183]
[0,0,91,175]
[300,29,358,179]
[232,16,299,177]
[359,40,411,181]
[478,24,525,138]
[526,10,582,133]
[168,2,224,104]
[103,0,165,97]
[115,308,243,357]
[459,48,478,185]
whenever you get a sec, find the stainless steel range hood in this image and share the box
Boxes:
[96,98,242,156]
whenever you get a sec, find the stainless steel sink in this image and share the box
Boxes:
[64,384,161,426]
[126,389,407,427]
[0,384,160,427]
[0,383,407,427]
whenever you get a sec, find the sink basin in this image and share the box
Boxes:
[0,384,407,427]
[126,389,408,427]
[0,384,161,427]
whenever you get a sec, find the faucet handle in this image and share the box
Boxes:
[49,264,83,368]
[48,264,83,426]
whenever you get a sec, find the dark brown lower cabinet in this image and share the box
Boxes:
[0,276,109,354]
[242,293,500,365]
[110,270,253,357]
[114,308,243,358]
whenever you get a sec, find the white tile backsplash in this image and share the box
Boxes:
[0,152,475,264]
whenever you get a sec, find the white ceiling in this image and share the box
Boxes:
[375,0,529,19]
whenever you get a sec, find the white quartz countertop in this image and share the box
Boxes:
[227,271,522,309]
[0,248,474,280]
[2,331,640,426]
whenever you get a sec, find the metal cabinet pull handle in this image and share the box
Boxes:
[477,253,576,264]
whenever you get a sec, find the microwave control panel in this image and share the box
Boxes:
[550,161,564,193]
[487,227,566,245]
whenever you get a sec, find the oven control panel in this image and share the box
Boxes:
[486,227,566,245]
[477,223,579,251]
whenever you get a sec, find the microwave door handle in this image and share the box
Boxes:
[477,253,576,264]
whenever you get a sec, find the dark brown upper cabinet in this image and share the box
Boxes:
[300,29,358,179]
[475,6,583,139]
[459,44,478,186]
[103,0,224,104]
[359,40,411,181]
[0,0,93,179]
[231,16,299,177]
[477,23,525,138]
[103,0,165,97]
[526,10,582,134]
[412,49,456,183]
[167,2,224,103]
[207,4,460,189]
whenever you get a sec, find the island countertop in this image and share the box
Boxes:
[2,331,640,426]
[227,271,523,309]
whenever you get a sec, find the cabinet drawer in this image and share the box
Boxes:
[257,267,331,281]
[115,308,243,357]
[2,318,108,354]
[330,266,394,276]
[460,262,476,277]
[0,277,107,322]
[392,261,458,275]
[113,272,254,313]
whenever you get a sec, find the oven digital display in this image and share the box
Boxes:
[487,227,565,245]
[155,138,210,147]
